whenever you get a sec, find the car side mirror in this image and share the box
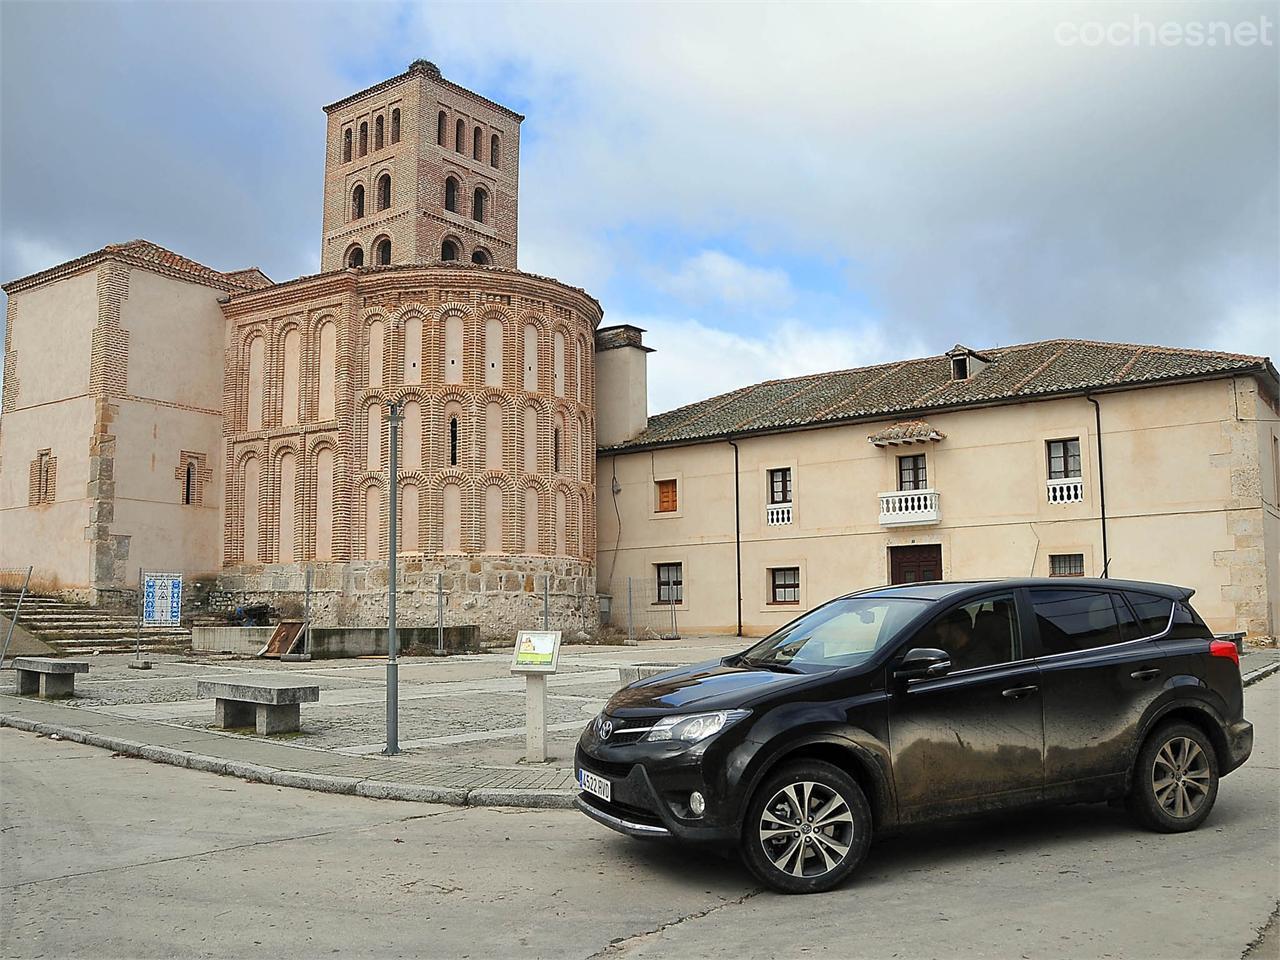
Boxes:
[894,647,952,681]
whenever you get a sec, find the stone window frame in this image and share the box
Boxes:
[29,448,56,505]
[175,451,212,507]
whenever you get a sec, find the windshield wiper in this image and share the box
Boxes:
[742,659,805,674]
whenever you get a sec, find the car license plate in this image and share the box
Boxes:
[578,768,611,802]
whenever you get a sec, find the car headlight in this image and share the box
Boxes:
[645,710,750,743]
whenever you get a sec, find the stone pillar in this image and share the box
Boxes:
[256,703,300,735]
[37,673,75,698]
[214,698,255,729]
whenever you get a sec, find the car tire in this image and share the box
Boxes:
[741,760,872,894]
[1125,721,1219,833]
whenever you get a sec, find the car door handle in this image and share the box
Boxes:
[1130,668,1161,681]
[1001,685,1038,700]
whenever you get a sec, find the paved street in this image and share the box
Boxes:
[3,674,1277,959]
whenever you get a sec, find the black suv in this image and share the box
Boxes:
[575,579,1252,894]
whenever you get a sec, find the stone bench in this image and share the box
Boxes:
[196,679,320,735]
[617,663,680,686]
[13,657,89,699]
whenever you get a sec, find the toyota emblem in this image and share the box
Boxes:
[598,718,614,740]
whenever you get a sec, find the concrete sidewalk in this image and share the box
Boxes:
[2,642,1278,808]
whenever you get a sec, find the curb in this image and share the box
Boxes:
[0,712,575,810]
[1243,659,1280,687]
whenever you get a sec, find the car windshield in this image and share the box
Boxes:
[738,597,928,672]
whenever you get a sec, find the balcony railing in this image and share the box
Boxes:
[766,502,793,526]
[1046,477,1084,504]
[878,489,940,527]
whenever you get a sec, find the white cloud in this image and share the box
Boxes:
[618,314,926,414]
[657,250,795,310]
[1,233,81,283]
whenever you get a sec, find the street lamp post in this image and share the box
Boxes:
[384,399,401,756]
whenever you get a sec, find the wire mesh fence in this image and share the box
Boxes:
[614,576,681,642]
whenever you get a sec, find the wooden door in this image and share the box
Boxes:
[889,544,942,584]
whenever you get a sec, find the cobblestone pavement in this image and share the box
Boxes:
[2,641,1277,806]
[0,637,742,803]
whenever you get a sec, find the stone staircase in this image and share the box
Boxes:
[0,591,191,656]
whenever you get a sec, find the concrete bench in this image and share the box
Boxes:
[617,663,680,686]
[195,679,320,735]
[13,657,89,698]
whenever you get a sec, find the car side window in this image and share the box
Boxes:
[1122,591,1173,639]
[1029,589,1125,656]
[913,595,1020,672]
[1168,600,1211,640]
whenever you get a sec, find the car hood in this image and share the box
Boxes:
[605,659,815,715]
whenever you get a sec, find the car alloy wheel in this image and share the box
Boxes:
[1151,735,1211,819]
[758,781,855,878]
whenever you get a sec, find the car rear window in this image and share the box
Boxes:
[1029,589,1126,656]
[1122,591,1173,639]
[1168,600,1211,640]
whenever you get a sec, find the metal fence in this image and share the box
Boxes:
[0,565,33,668]
[616,576,681,642]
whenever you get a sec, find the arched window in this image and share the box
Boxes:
[183,462,196,505]
[343,129,352,162]
[366,403,382,471]
[485,401,503,470]
[491,134,500,168]
[553,330,565,396]
[391,108,400,144]
[472,187,487,223]
[247,335,265,431]
[400,482,420,553]
[555,489,567,556]
[367,319,384,387]
[522,323,538,392]
[243,454,260,562]
[358,121,368,157]
[442,482,462,552]
[471,248,491,265]
[444,176,458,212]
[473,126,482,159]
[315,446,334,560]
[455,118,465,152]
[441,238,459,261]
[375,115,384,150]
[437,110,446,146]
[402,401,422,471]
[444,313,463,383]
[375,237,391,265]
[403,314,422,384]
[484,484,503,553]
[449,415,459,466]
[524,489,540,554]
[281,327,301,426]
[522,406,538,473]
[278,450,297,563]
[319,320,337,420]
[364,486,380,560]
[553,426,561,473]
[377,173,391,210]
[484,316,503,387]
[347,244,364,268]
[351,184,364,220]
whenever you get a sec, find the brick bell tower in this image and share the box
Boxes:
[320,60,522,272]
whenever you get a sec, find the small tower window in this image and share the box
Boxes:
[951,356,969,381]
[347,244,364,268]
[358,121,368,157]
[473,126,482,160]
[374,115,384,150]
[183,462,196,505]
[390,108,400,144]
[490,134,500,168]
[473,187,487,223]
[444,176,458,213]
[377,173,391,210]
[449,416,459,466]
[351,184,365,220]
[471,248,491,265]
[553,427,561,473]
[455,119,465,153]
[441,239,459,261]
[342,128,352,162]
[437,110,446,146]
[375,237,391,265]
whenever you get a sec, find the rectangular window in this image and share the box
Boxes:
[1048,553,1085,577]
[655,479,678,513]
[1121,591,1173,640]
[898,454,927,491]
[768,468,792,505]
[770,567,800,604]
[1047,438,1082,480]
[1028,589,1125,656]
[656,563,683,604]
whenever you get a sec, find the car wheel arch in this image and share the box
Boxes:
[1128,701,1229,787]
[735,735,894,832]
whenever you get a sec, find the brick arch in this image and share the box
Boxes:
[359,309,390,390]
[390,304,431,389]
[354,475,387,562]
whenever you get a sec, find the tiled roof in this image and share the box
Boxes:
[2,239,268,295]
[605,339,1277,452]
[867,420,945,446]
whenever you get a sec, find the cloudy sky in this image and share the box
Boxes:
[2,0,1276,412]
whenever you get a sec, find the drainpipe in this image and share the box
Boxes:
[727,439,743,637]
[1085,394,1110,577]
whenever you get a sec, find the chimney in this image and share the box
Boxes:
[594,325,652,446]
